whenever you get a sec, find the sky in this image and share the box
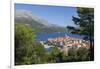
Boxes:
[15,3,78,27]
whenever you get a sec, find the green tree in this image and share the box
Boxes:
[67,47,78,62]
[72,8,94,35]
[49,47,60,63]
[66,26,75,33]
[73,8,94,60]
[63,47,90,62]
[15,24,35,65]
[15,23,48,64]
[32,42,46,64]
[66,7,94,60]
[77,47,90,61]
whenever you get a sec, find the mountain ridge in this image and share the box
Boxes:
[15,10,67,32]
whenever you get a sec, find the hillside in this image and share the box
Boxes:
[15,10,67,32]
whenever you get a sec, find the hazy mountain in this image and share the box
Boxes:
[15,10,66,32]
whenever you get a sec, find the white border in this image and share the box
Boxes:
[11,0,14,68]
[14,0,95,8]
[11,0,96,69]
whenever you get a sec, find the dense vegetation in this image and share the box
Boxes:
[15,24,46,65]
[15,24,91,65]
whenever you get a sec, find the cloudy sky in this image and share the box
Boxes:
[15,3,78,27]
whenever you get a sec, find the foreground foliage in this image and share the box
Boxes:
[15,24,91,65]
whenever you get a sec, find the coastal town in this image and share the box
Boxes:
[36,32,90,56]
